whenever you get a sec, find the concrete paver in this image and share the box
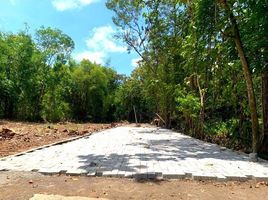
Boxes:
[0,126,268,181]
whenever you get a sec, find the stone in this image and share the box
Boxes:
[0,128,16,139]
[249,153,258,162]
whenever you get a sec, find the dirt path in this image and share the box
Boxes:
[0,171,267,200]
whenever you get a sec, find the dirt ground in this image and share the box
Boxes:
[0,171,267,200]
[0,120,121,158]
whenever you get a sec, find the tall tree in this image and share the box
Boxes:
[219,0,260,152]
[35,26,75,66]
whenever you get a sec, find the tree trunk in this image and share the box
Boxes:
[261,66,268,152]
[196,75,205,139]
[221,0,260,153]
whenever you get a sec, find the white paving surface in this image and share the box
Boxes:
[1,126,268,181]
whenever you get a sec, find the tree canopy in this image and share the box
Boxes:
[106,0,268,153]
[0,27,122,123]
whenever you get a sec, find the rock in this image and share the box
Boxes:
[249,153,258,162]
[220,147,227,151]
[81,130,88,135]
[143,144,150,149]
[23,137,31,142]
[111,122,117,128]
[68,130,79,136]
[0,128,16,139]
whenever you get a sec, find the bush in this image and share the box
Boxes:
[41,91,70,122]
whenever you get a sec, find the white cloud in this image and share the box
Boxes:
[75,51,105,64]
[75,25,127,65]
[86,26,127,53]
[52,0,100,11]
[131,57,142,68]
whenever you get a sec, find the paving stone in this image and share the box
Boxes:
[146,172,156,179]
[38,168,61,175]
[225,175,249,181]
[192,173,217,181]
[163,172,186,179]
[116,171,125,178]
[134,173,148,180]
[124,171,134,178]
[66,169,89,176]
[215,174,227,182]
[95,171,103,177]
[252,174,268,181]
[102,169,118,177]
[1,126,268,181]
[87,172,96,177]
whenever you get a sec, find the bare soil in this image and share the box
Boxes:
[0,171,267,200]
[0,120,121,158]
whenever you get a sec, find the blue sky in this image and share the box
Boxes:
[0,0,139,75]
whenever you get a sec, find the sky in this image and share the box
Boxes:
[0,0,140,75]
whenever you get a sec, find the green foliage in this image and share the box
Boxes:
[176,90,200,119]
[0,27,122,123]
[35,26,75,65]
[113,68,153,122]
[205,120,231,136]
[204,118,252,150]
[41,90,71,122]
[107,0,267,150]
[67,60,119,122]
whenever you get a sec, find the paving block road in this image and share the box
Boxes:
[1,127,268,181]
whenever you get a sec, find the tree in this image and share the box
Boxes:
[107,0,266,152]
[0,27,123,123]
[35,26,75,66]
